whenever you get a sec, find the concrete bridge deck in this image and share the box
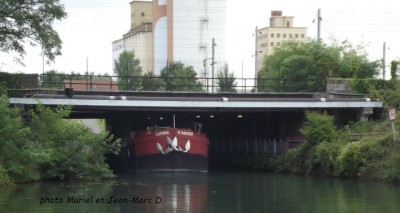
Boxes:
[9,90,382,114]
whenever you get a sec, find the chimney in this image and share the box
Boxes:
[271,10,282,17]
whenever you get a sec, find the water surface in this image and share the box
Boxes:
[1,172,399,212]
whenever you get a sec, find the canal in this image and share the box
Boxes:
[1,172,399,213]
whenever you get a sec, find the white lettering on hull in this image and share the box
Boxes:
[177,130,193,136]
[155,131,169,136]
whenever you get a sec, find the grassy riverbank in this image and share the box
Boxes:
[230,112,400,183]
[0,86,120,186]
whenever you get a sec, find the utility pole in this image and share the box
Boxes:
[317,9,322,41]
[211,38,215,93]
[86,57,89,90]
[255,26,258,92]
[383,42,386,80]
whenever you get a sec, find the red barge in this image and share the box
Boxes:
[124,126,209,172]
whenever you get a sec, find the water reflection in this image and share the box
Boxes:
[1,172,400,213]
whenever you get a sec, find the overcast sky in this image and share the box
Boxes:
[1,0,399,79]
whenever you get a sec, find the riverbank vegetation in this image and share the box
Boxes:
[0,85,120,186]
[275,111,400,182]
[215,77,400,183]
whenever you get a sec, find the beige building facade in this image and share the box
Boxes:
[112,1,154,73]
[256,11,307,72]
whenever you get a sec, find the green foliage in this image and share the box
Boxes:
[0,82,6,96]
[275,111,400,182]
[314,142,343,175]
[276,112,339,174]
[160,62,203,92]
[259,39,379,92]
[301,111,338,146]
[0,0,67,63]
[349,78,400,109]
[0,161,11,186]
[275,147,303,174]
[0,93,120,184]
[141,72,166,91]
[30,104,120,180]
[217,64,237,92]
[0,95,40,183]
[0,72,24,97]
[382,147,400,182]
[113,51,142,91]
[390,60,399,80]
[348,78,395,94]
[336,137,388,178]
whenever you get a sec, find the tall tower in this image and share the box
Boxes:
[152,0,226,75]
[112,1,153,73]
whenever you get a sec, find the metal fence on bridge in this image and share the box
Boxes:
[39,73,325,93]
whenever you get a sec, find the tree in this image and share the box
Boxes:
[0,0,67,63]
[160,62,203,91]
[217,64,237,92]
[114,51,142,91]
[141,72,166,91]
[259,39,380,92]
[390,60,399,80]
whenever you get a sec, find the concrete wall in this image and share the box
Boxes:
[130,1,153,29]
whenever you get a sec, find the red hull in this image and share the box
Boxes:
[127,128,209,172]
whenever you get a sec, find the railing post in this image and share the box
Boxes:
[109,76,112,91]
[69,75,72,89]
[254,139,257,155]
[49,74,52,88]
[90,75,93,91]
[246,139,249,155]
[264,139,267,153]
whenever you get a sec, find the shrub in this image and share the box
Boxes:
[275,147,303,174]
[30,104,120,180]
[314,142,343,175]
[0,161,11,186]
[0,95,40,183]
[382,146,400,182]
[336,137,388,178]
[301,111,338,146]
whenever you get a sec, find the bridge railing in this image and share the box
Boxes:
[38,73,324,93]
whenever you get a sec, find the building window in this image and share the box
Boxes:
[141,12,145,17]
[277,33,280,38]
[289,34,293,38]
[270,33,274,38]
[301,34,305,38]
[270,42,274,46]
[283,34,286,38]
[295,34,299,38]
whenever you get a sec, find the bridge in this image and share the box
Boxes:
[6,73,383,156]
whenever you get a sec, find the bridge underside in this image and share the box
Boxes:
[9,91,383,141]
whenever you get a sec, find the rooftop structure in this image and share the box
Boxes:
[256,11,307,72]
